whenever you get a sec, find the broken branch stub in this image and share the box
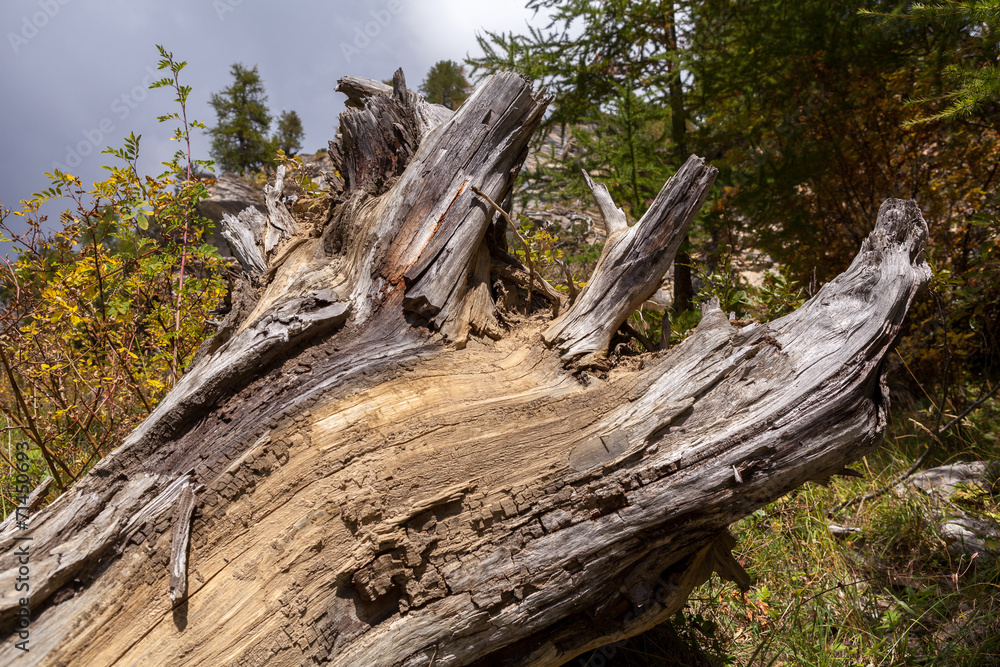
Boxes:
[263,165,300,256]
[581,169,628,237]
[220,207,267,277]
[544,155,718,366]
[397,71,548,337]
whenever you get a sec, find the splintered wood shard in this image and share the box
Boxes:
[395,72,548,338]
[221,207,267,277]
[582,169,628,237]
[0,476,52,538]
[0,67,930,667]
[544,155,718,366]
[263,165,300,256]
[168,478,197,604]
[707,531,752,592]
[337,70,454,139]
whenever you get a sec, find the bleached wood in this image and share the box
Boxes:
[263,165,299,255]
[544,156,718,367]
[0,476,52,538]
[0,68,930,667]
[582,169,628,237]
[337,71,454,138]
[337,75,393,106]
[394,72,548,337]
[168,478,196,604]
[220,207,267,277]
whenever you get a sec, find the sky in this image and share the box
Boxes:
[0,0,544,247]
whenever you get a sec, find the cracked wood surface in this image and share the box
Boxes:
[0,66,930,667]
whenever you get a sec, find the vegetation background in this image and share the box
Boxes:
[1,1,999,664]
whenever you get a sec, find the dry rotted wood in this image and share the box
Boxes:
[262,165,300,256]
[0,68,930,667]
[220,206,267,278]
[337,71,454,139]
[581,169,628,237]
[543,155,717,367]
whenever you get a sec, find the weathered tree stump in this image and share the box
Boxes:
[0,69,929,666]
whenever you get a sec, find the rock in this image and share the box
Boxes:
[197,173,266,225]
[901,461,990,498]
[939,515,997,559]
[900,461,999,560]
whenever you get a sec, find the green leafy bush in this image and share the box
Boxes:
[0,46,226,510]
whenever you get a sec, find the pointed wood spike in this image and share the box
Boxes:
[221,207,267,277]
[710,531,753,592]
[168,477,197,605]
[391,67,407,104]
[809,467,864,487]
[336,75,392,108]
[263,165,299,256]
[399,73,549,333]
[582,169,628,237]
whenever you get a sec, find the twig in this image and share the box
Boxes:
[0,346,67,491]
[828,439,934,515]
[491,263,563,313]
[659,311,671,350]
[158,49,196,385]
[0,477,53,536]
[554,257,578,304]
[936,380,1000,435]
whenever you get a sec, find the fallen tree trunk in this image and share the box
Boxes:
[0,70,929,666]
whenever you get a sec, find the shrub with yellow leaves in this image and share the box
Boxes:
[0,46,227,509]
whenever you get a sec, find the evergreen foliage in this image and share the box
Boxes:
[864,1,1000,124]
[474,12,1000,660]
[419,60,472,110]
[208,63,274,173]
[476,0,1000,407]
[470,0,699,309]
[273,109,304,156]
[469,0,685,212]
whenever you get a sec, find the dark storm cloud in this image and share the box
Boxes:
[0,0,536,250]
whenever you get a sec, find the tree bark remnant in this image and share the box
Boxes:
[0,69,930,666]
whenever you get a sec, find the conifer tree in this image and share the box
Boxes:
[419,60,472,110]
[864,0,1000,124]
[208,63,273,173]
[273,110,304,156]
